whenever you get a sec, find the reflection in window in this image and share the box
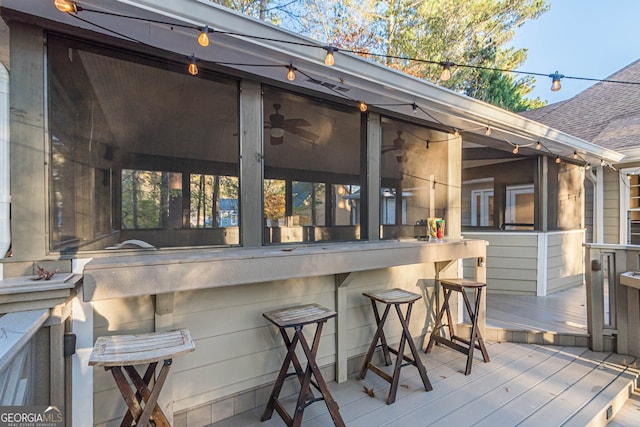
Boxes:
[121,170,182,229]
[263,87,363,244]
[47,35,239,251]
[380,117,449,240]
[505,184,534,230]
[190,175,238,228]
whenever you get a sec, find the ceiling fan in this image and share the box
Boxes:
[382,130,407,163]
[265,103,319,145]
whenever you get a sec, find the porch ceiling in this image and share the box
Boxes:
[1,0,625,166]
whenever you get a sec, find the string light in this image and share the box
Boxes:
[198,26,210,47]
[601,159,606,167]
[286,64,296,81]
[55,0,78,12]
[573,151,578,160]
[550,71,564,92]
[324,46,336,66]
[585,163,591,170]
[439,60,454,81]
[51,3,620,170]
[188,55,198,76]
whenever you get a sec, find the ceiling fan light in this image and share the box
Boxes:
[269,127,285,138]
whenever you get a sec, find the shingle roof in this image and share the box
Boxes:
[520,59,640,151]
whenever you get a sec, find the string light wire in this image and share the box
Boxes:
[54,2,621,169]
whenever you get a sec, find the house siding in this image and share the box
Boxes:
[463,232,538,295]
[546,230,585,293]
[90,263,442,425]
[603,168,621,244]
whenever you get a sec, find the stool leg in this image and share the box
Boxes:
[471,287,490,363]
[461,289,477,375]
[395,303,432,394]
[370,299,392,365]
[136,359,172,427]
[123,364,170,426]
[359,303,392,379]
[110,366,143,425]
[425,288,452,354]
[295,323,345,427]
[261,329,301,422]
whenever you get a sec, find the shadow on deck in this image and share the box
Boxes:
[207,286,640,427]
[210,342,638,427]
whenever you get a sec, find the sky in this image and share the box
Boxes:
[509,0,640,105]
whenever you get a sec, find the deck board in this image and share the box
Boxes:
[209,342,636,427]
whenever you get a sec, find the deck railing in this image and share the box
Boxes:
[0,309,49,405]
[584,243,640,357]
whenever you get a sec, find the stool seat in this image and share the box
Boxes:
[89,328,195,427]
[263,303,336,328]
[425,278,490,375]
[363,288,422,304]
[359,288,432,404]
[89,328,195,366]
[262,304,344,427]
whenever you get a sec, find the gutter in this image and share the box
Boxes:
[0,63,9,258]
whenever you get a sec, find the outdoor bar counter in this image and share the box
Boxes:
[83,238,487,384]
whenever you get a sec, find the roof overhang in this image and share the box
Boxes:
[1,0,625,166]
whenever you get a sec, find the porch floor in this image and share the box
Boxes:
[209,341,638,427]
[486,284,588,335]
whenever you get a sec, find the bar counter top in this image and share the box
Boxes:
[82,238,487,301]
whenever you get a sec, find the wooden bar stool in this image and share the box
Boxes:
[359,288,433,404]
[261,304,345,427]
[89,328,195,427]
[425,278,490,375]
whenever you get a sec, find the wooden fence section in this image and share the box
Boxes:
[585,243,640,358]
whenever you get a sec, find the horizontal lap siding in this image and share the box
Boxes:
[603,168,620,244]
[90,263,438,420]
[92,296,156,425]
[464,232,538,295]
[546,231,585,294]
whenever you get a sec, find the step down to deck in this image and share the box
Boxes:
[556,353,639,427]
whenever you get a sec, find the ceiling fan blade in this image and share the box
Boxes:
[283,118,311,127]
[287,127,319,142]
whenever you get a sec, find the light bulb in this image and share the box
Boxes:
[55,0,76,12]
[549,71,564,92]
[555,156,561,164]
[324,47,336,66]
[198,27,210,47]
[601,159,606,167]
[573,151,578,160]
[512,145,519,155]
[286,65,295,81]
[411,103,418,115]
[485,126,491,136]
[585,163,591,170]
[536,141,542,150]
[453,129,460,138]
[439,60,453,82]
[188,55,198,76]
[358,101,368,113]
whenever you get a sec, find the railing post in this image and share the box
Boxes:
[585,245,605,351]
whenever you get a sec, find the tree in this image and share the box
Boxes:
[209,0,549,111]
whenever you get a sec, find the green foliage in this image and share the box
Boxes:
[209,0,549,112]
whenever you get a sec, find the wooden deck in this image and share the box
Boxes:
[210,341,638,427]
[486,285,588,335]
[209,286,640,426]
